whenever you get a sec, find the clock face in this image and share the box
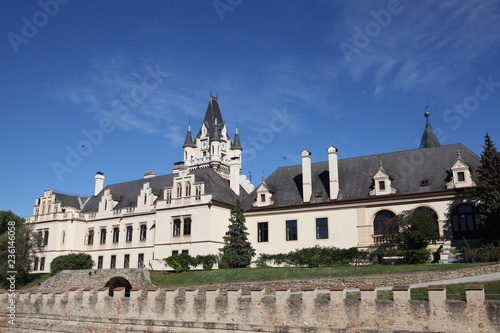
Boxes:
[221,142,226,150]
[201,141,207,149]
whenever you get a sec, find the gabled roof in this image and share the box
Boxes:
[80,168,242,213]
[244,143,480,210]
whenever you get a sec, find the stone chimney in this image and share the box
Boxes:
[230,157,240,195]
[144,172,156,179]
[301,150,312,203]
[327,146,339,200]
[94,172,104,196]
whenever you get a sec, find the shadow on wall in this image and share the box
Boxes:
[105,276,132,297]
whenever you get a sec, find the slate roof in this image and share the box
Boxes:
[80,168,241,213]
[183,125,196,148]
[53,193,88,209]
[420,118,441,148]
[196,97,227,141]
[244,143,480,210]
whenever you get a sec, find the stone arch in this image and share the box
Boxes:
[105,276,132,297]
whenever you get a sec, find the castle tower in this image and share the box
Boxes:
[182,96,242,179]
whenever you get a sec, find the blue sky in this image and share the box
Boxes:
[1,0,500,218]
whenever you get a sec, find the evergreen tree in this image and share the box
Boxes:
[475,133,500,244]
[219,199,255,268]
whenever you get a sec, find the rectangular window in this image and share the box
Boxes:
[183,217,191,236]
[172,250,179,256]
[33,257,39,271]
[43,230,49,246]
[140,224,147,241]
[87,230,94,245]
[286,220,298,241]
[378,181,386,190]
[316,218,328,239]
[100,229,107,244]
[258,222,268,242]
[97,256,103,269]
[138,253,144,268]
[126,226,133,242]
[457,172,465,182]
[40,257,45,271]
[182,249,189,254]
[260,194,266,202]
[110,255,116,269]
[124,254,130,268]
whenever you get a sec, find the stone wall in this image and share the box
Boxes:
[188,263,500,294]
[1,284,499,332]
[30,268,152,293]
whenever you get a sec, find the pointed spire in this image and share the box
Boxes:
[232,126,243,150]
[183,123,196,148]
[197,94,225,140]
[419,109,441,149]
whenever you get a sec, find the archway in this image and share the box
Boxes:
[105,276,132,297]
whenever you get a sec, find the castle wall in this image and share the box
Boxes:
[2,283,499,332]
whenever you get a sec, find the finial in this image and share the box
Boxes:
[457,149,461,160]
[424,105,430,118]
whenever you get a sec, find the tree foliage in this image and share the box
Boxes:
[219,199,255,268]
[50,253,94,275]
[384,210,439,250]
[475,133,500,244]
[0,210,43,287]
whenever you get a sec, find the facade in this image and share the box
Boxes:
[27,97,481,272]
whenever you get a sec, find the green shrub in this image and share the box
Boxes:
[256,247,376,268]
[194,254,218,270]
[163,253,195,273]
[50,253,94,275]
[464,243,500,262]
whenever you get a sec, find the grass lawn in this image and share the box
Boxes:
[149,262,497,287]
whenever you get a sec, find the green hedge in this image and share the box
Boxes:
[50,253,94,275]
[256,246,376,268]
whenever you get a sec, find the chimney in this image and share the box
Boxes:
[144,171,156,179]
[230,157,240,195]
[327,146,339,200]
[301,150,312,203]
[94,172,105,196]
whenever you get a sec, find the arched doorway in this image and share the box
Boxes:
[105,276,132,297]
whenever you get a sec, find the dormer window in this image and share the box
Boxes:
[378,181,386,191]
[370,163,396,196]
[260,194,266,202]
[457,172,465,182]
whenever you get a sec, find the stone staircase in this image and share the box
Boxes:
[439,240,459,263]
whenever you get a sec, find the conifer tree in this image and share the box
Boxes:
[475,133,500,244]
[219,198,255,268]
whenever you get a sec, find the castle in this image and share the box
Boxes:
[27,96,481,272]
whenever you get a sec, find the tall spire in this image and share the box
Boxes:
[197,95,224,140]
[419,110,441,149]
[232,126,243,150]
[183,124,196,148]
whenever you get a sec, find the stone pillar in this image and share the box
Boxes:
[205,286,220,322]
[165,287,180,320]
[359,285,377,330]
[301,286,318,325]
[392,285,411,330]
[275,286,290,324]
[146,287,161,319]
[184,287,199,321]
[428,284,447,332]
[227,287,242,318]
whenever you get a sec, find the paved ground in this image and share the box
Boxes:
[345,272,500,292]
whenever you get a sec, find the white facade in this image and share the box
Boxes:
[26,100,481,272]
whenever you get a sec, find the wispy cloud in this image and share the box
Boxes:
[329,0,500,97]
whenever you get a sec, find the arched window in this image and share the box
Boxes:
[140,224,147,241]
[414,206,438,222]
[113,227,120,243]
[451,204,479,239]
[176,183,182,198]
[126,226,133,242]
[373,210,396,235]
[185,182,191,197]
[195,186,201,200]
[166,190,172,203]
[173,218,181,237]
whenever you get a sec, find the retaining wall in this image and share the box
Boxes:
[1,284,499,332]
